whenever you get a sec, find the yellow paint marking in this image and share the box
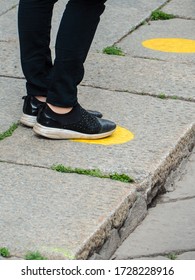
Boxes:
[72,125,134,145]
[142,38,195,53]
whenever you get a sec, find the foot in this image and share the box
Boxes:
[33,103,116,140]
[20,96,103,128]
[20,96,45,127]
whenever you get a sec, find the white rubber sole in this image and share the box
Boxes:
[20,114,36,127]
[33,123,116,140]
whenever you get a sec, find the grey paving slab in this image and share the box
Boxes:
[0,77,24,133]
[0,81,195,183]
[118,19,195,64]
[177,251,195,260]
[2,45,195,102]
[0,8,17,42]
[0,0,18,16]
[0,41,23,77]
[0,162,136,260]
[162,0,195,20]
[82,0,168,51]
[84,53,195,101]
[0,0,168,49]
[113,198,195,259]
[133,256,169,260]
[159,150,195,202]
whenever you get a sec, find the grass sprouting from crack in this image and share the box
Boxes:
[103,46,125,56]
[157,94,180,100]
[25,251,47,260]
[150,10,176,21]
[0,122,19,141]
[157,93,166,99]
[0,247,11,258]
[51,164,134,183]
[167,252,177,260]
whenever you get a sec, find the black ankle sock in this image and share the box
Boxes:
[45,103,82,125]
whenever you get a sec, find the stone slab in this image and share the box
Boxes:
[0,8,17,42]
[118,19,195,64]
[135,252,195,260]
[0,42,22,77]
[0,0,168,49]
[177,251,195,260]
[0,0,18,16]
[0,41,23,77]
[162,0,195,20]
[0,80,195,183]
[0,162,136,260]
[113,198,195,259]
[0,77,24,133]
[2,45,195,102]
[159,150,195,202]
[84,53,195,101]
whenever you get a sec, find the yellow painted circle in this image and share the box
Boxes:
[72,125,134,145]
[142,38,195,53]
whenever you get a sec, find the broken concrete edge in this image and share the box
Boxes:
[76,186,138,260]
[141,123,195,205]
[88,194,148,260]
[88,124,195,260]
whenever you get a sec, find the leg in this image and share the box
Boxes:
[47,0,107,108]
[18,0,57,97]
[18,0,104,127]
[18,0,116,139]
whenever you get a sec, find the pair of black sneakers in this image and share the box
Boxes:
[20,96,116,140]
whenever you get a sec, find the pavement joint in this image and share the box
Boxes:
[114,0,172,45]
[158,195,195,204]
[51,164,135,184]
[172,16,195,21]
[81,84,195,104]
[0,158,135,185]
[131,55,195,66]
[113,248,195,260]
[1,73,194,104]
[0,75,25,80]
[0,4,18,17]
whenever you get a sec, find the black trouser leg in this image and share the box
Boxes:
[18,0,57,96]
[18,0,106,107]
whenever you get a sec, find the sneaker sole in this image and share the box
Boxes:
[33,123,116,140]
[20,114,36,127]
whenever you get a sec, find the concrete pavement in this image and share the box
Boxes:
[112,149,195,260]
[0,0,195,260]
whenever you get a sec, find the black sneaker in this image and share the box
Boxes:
[20,96,103,128]
[20,96,45,127]
[33,104,116,140]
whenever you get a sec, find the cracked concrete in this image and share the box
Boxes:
[113,149,195,260]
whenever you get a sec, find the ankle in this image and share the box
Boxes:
[35,96,46,102]
[47,103,73,114]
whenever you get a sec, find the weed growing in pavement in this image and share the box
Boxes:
[103,46,125,56]
[51,164,134,183]
[0,122,18,141]
[109,173,134,183]
[158,93,166,99]
[150,10,176,21]
[0,247,11,258]
[167,252,177,260]
[25,251,47,260]
[170,95,178,100]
